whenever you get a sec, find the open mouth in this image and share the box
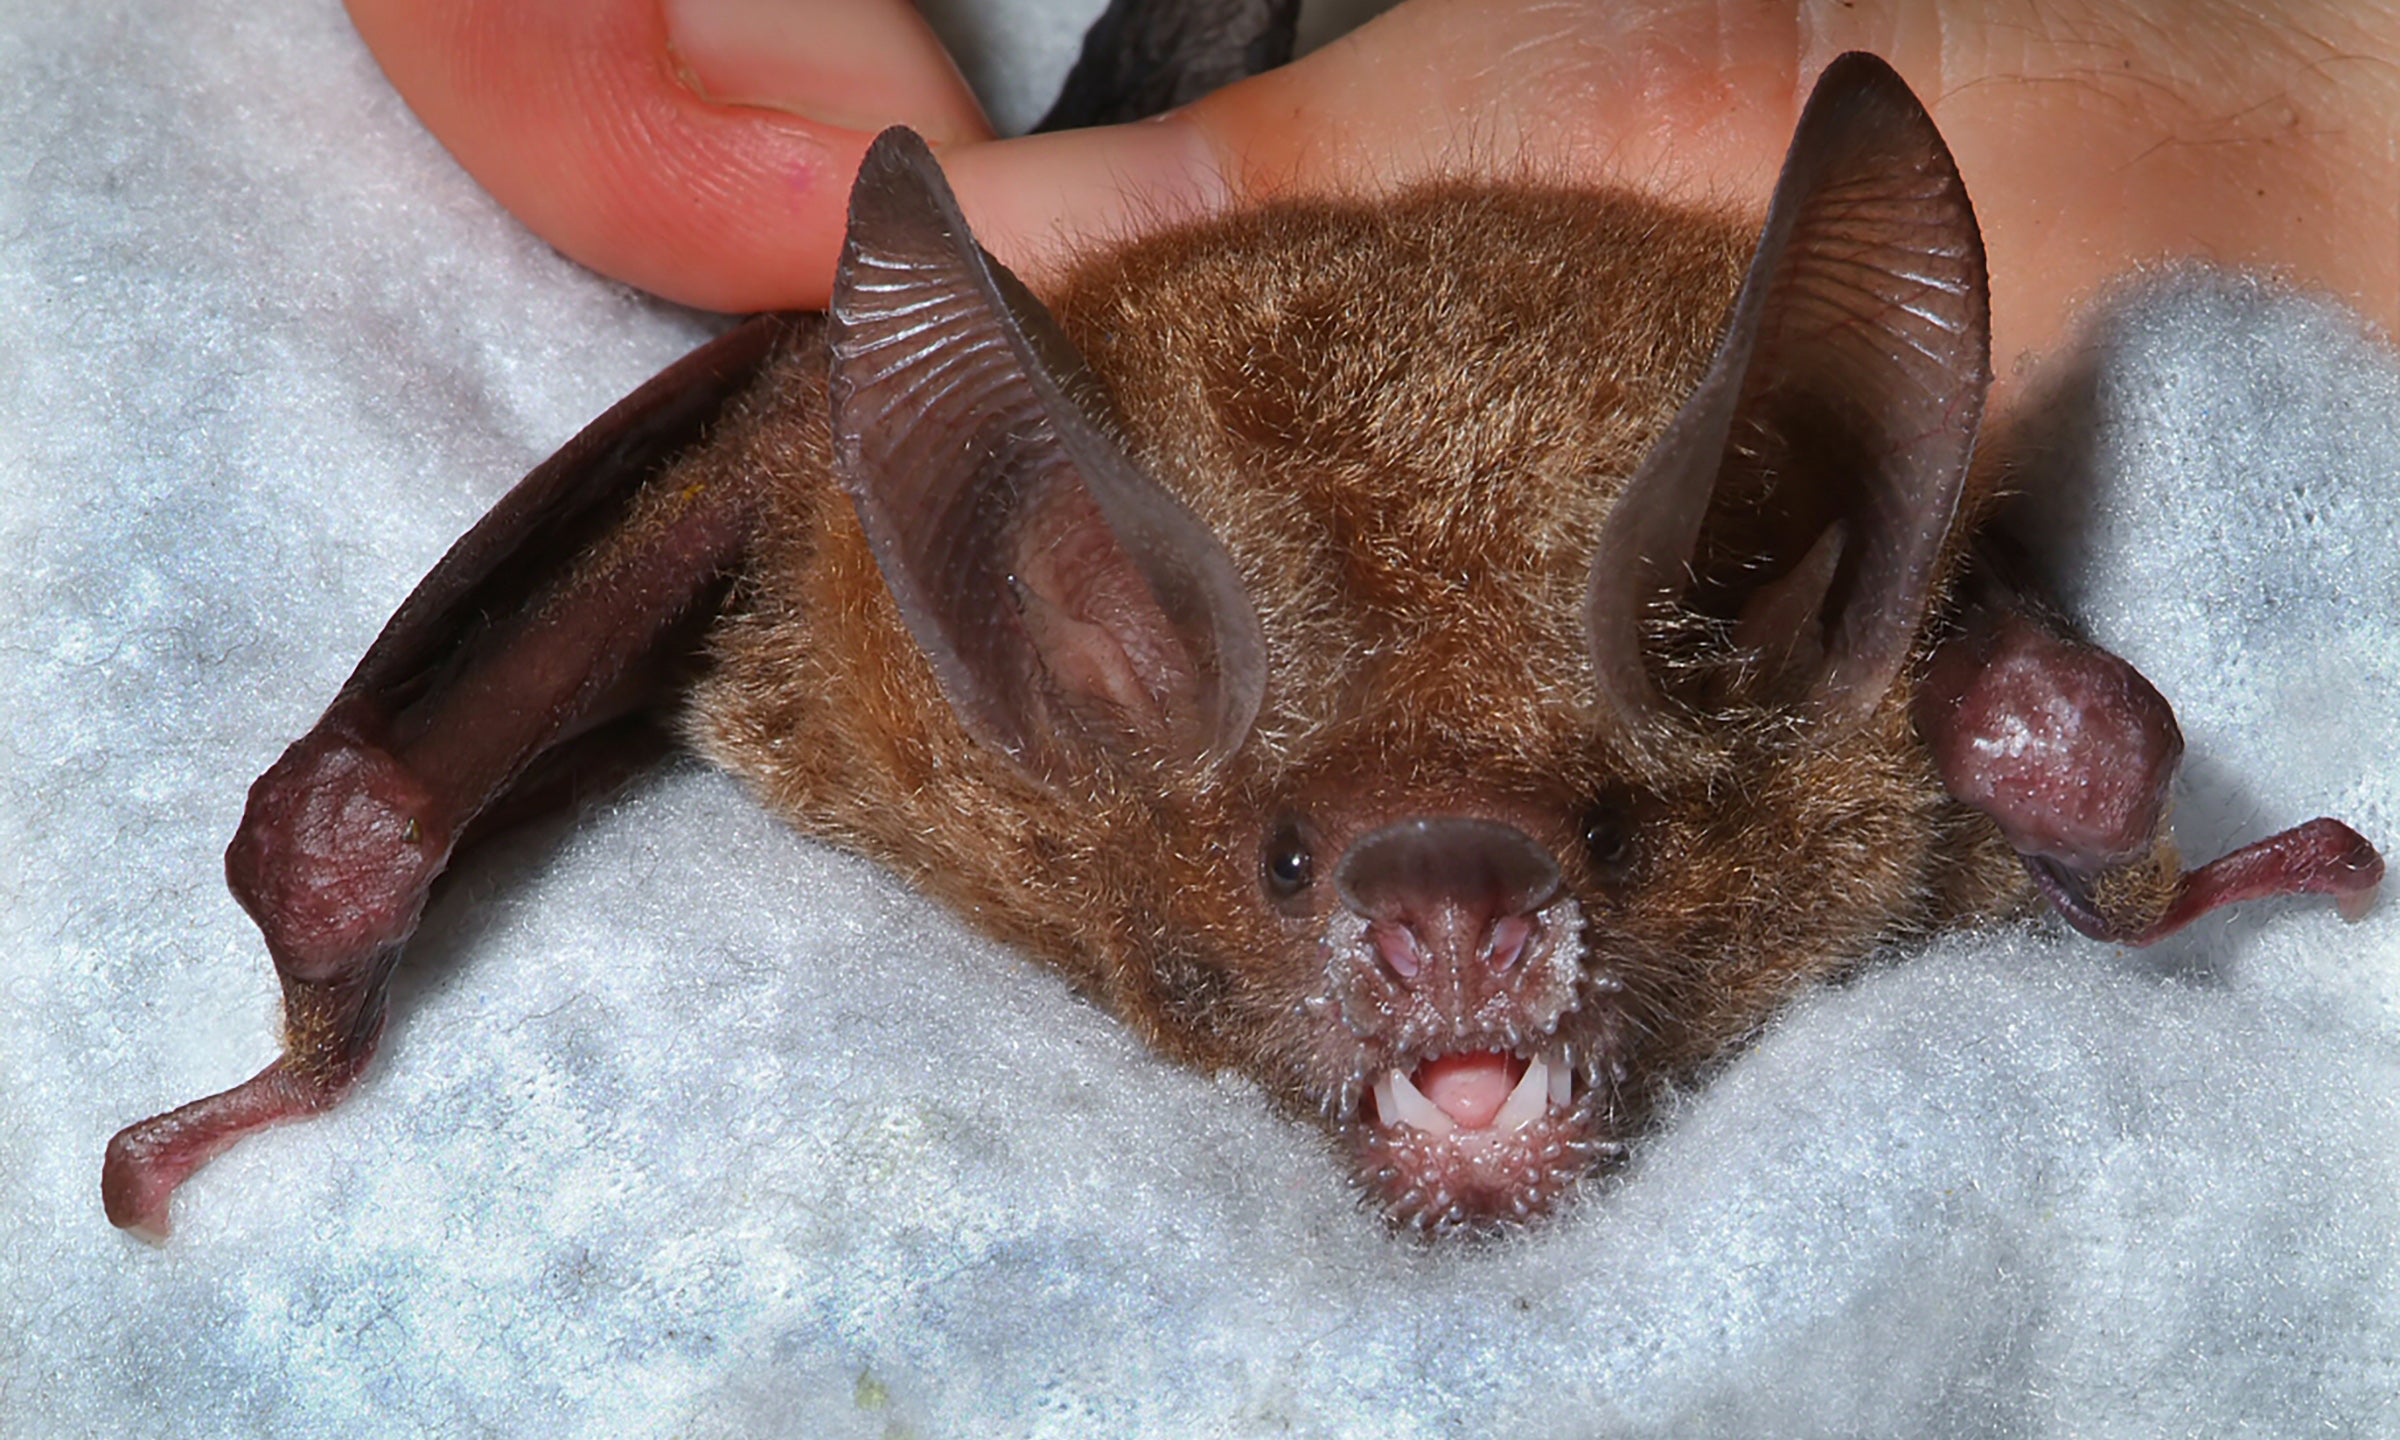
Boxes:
[1354,1045,1602,1229]
[1374,1049,1568,1134]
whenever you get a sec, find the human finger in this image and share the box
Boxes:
[344,0,994,313]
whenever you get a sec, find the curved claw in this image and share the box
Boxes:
[2029,819,2383,945]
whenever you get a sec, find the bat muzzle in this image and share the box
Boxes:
[1307,816,1606,1227]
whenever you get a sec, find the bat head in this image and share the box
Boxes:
[820,54,1993,1229]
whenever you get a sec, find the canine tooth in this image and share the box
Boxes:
[1495,1055,1550,1131]
[1547,1049,1572,1108]
[1376,1069,1456,1136]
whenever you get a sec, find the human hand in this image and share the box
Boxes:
[348,0,2400,396]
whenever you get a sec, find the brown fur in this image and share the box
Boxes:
[684,181,2030,1199]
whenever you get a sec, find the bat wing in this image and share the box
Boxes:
[102,312,812,1239]
[1034,0,1300,132]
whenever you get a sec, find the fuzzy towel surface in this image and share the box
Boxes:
[5,3,2397,1435]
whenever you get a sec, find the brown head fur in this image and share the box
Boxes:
[683,179,2026,1228]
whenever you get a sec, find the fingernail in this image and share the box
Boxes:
[661,0,987,140]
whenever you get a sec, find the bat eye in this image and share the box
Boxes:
[1262,819,1316,901]
[1581,796,1640,881]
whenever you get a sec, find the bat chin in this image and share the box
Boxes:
[1346,1045,1608,1230]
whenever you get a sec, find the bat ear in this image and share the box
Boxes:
[1585,52,1989,760]
[829,128,1266,787]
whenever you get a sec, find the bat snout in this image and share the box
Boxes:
[1311,816,1605,1230]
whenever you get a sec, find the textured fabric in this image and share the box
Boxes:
[6,3,2397,1434]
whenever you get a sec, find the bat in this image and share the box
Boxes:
[101,36,2381,1237]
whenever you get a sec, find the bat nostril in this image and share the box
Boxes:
[1482,915,1532,973]
[1341,819,1562,985]
[1371,921,1426,981]
[1372,911,1535,987]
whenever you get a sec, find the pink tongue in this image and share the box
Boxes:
[1413,1052,1523,1130]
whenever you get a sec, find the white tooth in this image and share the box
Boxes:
[1378,1068,1455,1136]
[1496,1056,1550,1131]
[1547,1049,1572,1108]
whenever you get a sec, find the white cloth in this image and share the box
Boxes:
[5,2,2396,1434]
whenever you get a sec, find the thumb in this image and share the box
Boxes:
[958,2,1820,285]
[352,0,2400,384]
[344,0,994,313]
[343,0,1819,312]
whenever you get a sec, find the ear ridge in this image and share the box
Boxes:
[829,127,1266,785]
[1587,52,1990,757]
